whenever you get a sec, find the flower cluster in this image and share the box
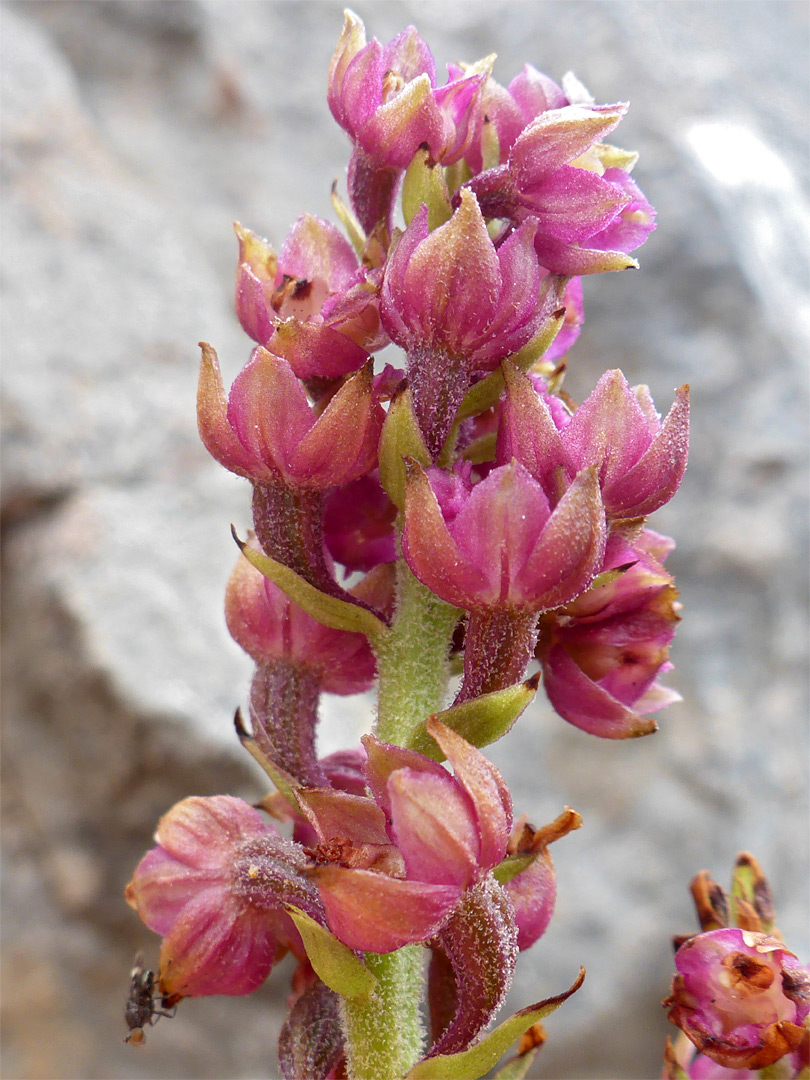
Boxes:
[127,13,691,1079]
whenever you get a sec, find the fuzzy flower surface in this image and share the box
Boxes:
[125,796,324,1001]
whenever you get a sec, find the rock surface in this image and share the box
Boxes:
[1,2,807,1078]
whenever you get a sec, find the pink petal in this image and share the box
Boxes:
[542,644,658,738]
[402,462,490,609]
[279,214,360,295]
[602,384,690,517]
[427,718,512,871]
[227,349,315,477]
[315,866,460,952]
[155,796,270,870]
[197,344,264,479]
[520,466,606,610]
[519,166,630,244]
[159,889,279,998]
[388,767,480,888]
[510,104,627,181]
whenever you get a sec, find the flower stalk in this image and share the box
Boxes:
[122,13,715,1080]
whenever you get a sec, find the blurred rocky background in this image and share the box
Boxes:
[1,2,807,1077]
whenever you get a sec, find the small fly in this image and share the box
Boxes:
[124,953,176,1045]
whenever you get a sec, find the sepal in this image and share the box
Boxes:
[379,388,432,510]
[285,907,378,1001]
[407,968,586,1079]
[405,674,541,760]
[278,981,345,1080]
[232,527,389,641]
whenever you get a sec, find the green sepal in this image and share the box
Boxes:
[492,1046,539,1079]
[233,709,302,813]
[402,149,453,231]
[454,296,566,426]
[285,907,378,1002]
[492,854,535,887]
[592,142,639,172]
[405,674,540,761]
[378,389,431,511]
[406,969,585,1080]
[730,852,777,933]
[331,180,366,258]
[461,431,497,465]
[232,528,388,642]
[481,117,501,173]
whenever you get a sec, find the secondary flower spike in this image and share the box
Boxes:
[125,796,324,1001]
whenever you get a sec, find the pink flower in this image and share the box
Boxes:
[197,345,383,490]
[323,472,397,575]
[402,459,605,614]
[664,928,810,1070]
[536,529,682,738]
[125,796,324,1000]
[234,217,385,379]
[312,719,513,954]
[467,102,655,274]
[328,12,484,170]
[380,189,551,457]
[499,363,689,520]
[226,544,377,696]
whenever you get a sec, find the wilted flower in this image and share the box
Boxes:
[664,928,810,1070]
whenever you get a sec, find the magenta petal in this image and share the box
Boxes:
[160,889,278,998]
[427,719,511,871]
[228,349,314,477]
[542,644,657,738]
[503,850,556,950]
[520,166,630,244]
[388,768,480,888]
[316,866,460,952]
[587,169,656,254]
[508,65,567,121]
[510,104,627,179]
[602,385,690,516]
[279,214,360,294]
